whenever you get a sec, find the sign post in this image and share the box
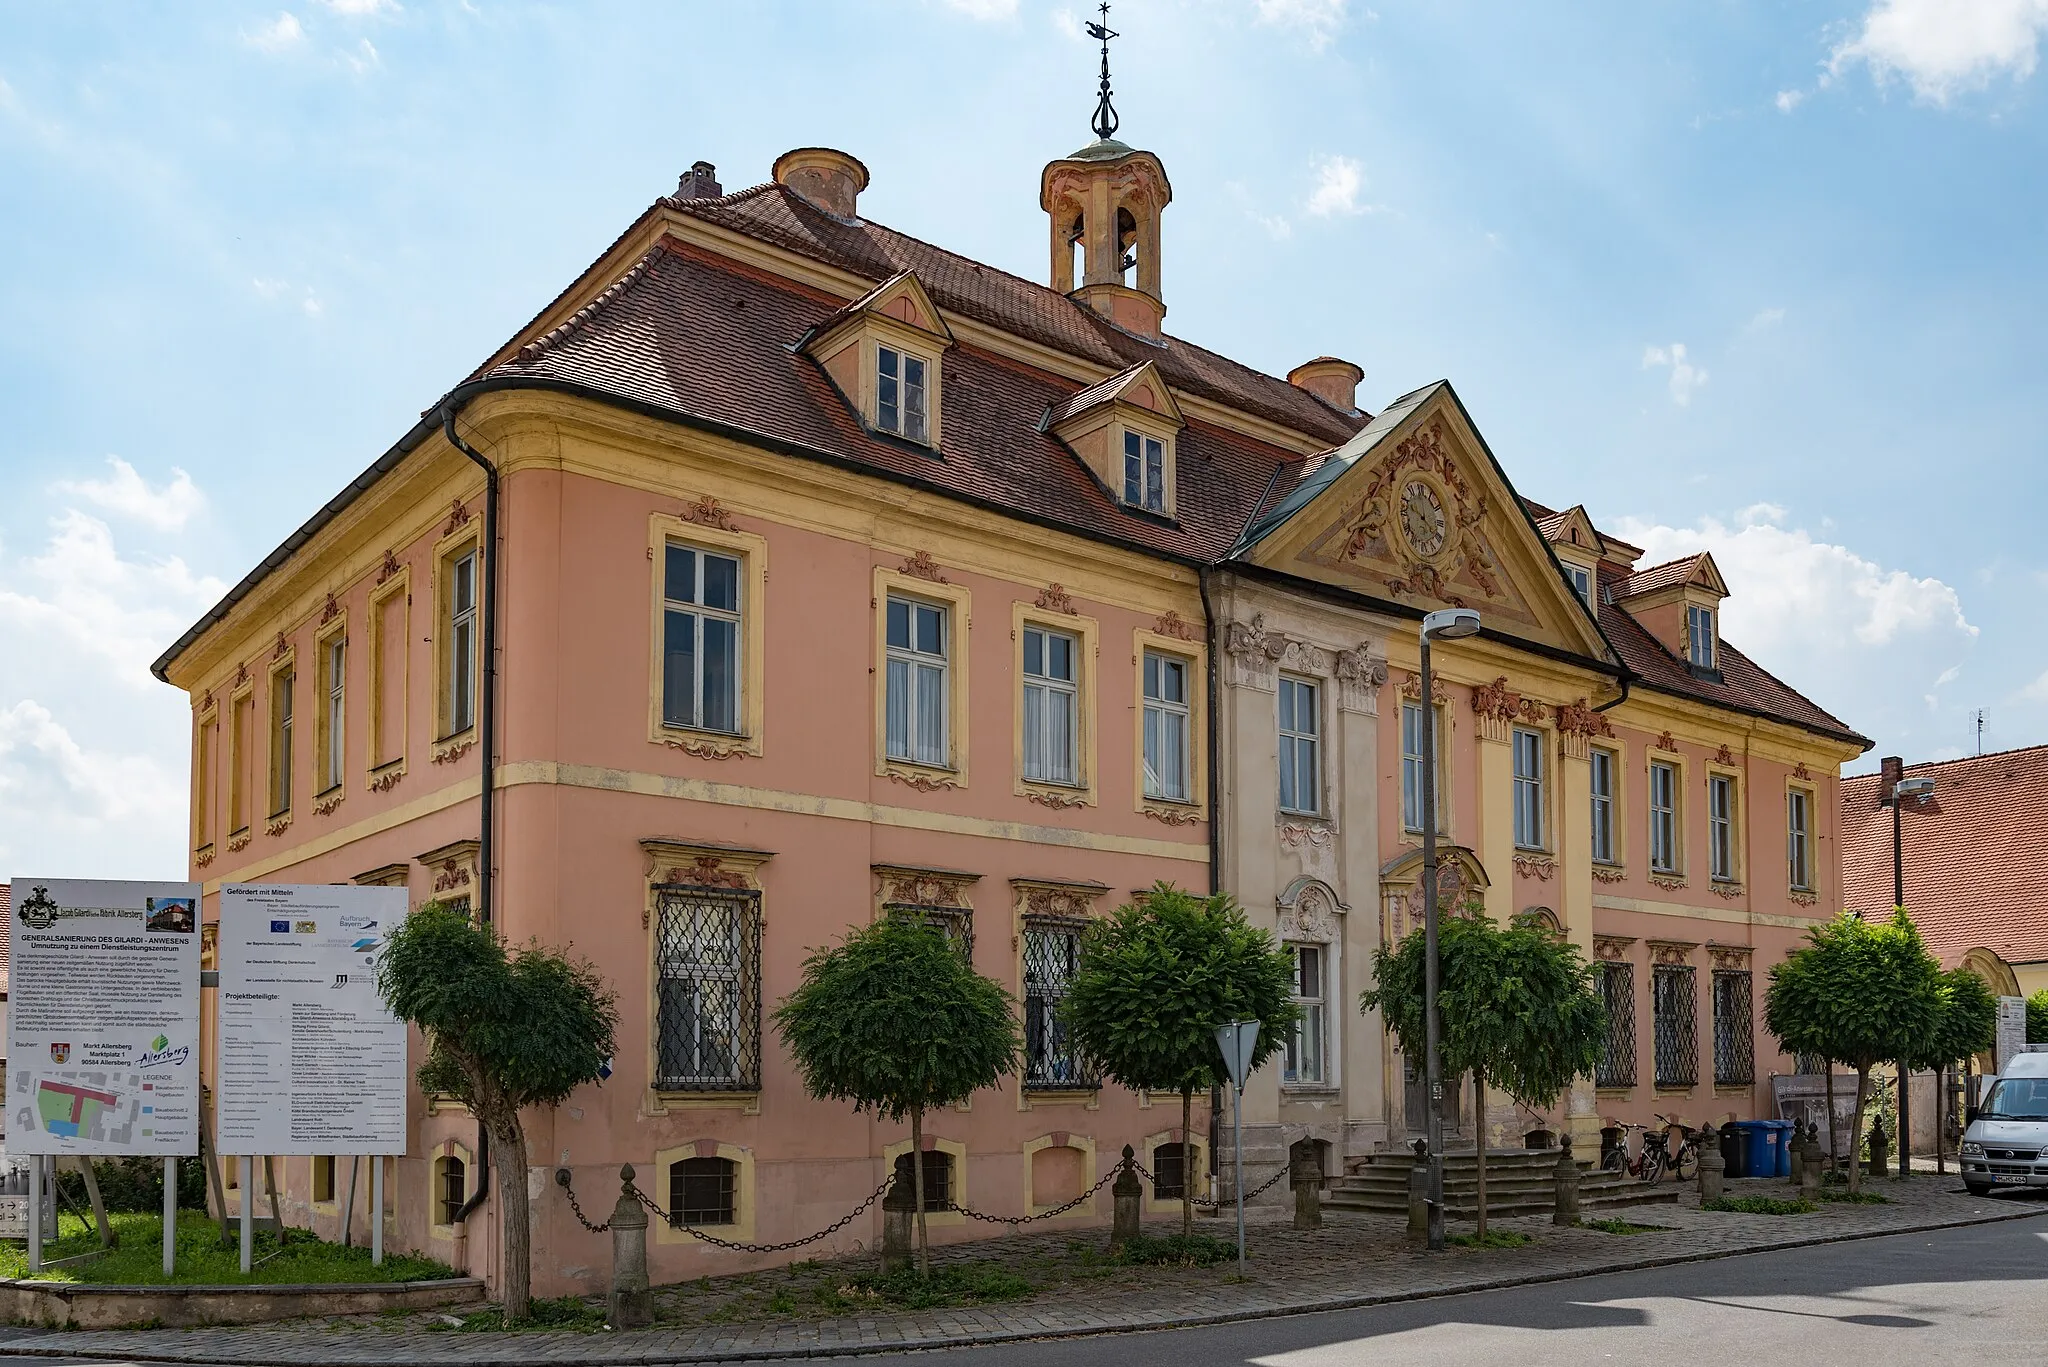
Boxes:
[1214,1020,1260,1274]
[162,1157,177,1276]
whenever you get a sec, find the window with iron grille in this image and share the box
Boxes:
[1596,962,1636,1088]
[886,904,973,961]
[669,1156,737,1226]
[1713,969,1755,1087]
[1023,919,1096,1090]
[892,1151,953,1211]
[1795,1052,1828,1076]
[1151,1142,1187,1199]
[1652,965,1698,1089]
[654,886,761,1092]
[435,1156,466,1226]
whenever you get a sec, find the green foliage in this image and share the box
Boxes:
[1061,884,1300,1098]
[1911,969,2000,1070]
[1447,1228,1533,1248]
[1764,912,1943,1077]
[1818,1188,1890,1204]
[826,1263,1036,1310]
[1114,1232,1237,1266]
[1701,1195,1816,1215]
[447,1296,610,1332]
[2,1211,453,1285]
[1360,908,1606,1111]
[53,1155,207,1213]
[773,913,1019,1122]
[1579,1218,1669,1235]
[377,903,620,1114]
[2028,989,2048,1044]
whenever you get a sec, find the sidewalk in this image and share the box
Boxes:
[0,1177,2038,1365]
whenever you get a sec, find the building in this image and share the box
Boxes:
[1842,748,2048,998]
[151,88,1869,1290]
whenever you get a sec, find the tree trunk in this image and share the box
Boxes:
[1824,1064,1838,1175]
[488,1106,532,1323]
[1181,1087,1194,1239]
[1474,1071,1489,1238]
[1848,1066,1869,1196]
[910,1106,930,1279]
[1897,1058,1911,1179]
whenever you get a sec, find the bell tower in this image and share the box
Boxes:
[1039,5,1172,339]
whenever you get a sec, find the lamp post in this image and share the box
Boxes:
[1419,606,1480,1251]
[1886,772,1935,1178]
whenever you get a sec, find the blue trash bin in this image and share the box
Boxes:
[1724,1121,1754,1178]
[1742,1120,1779,1179]
[1772,1120,1795,1178]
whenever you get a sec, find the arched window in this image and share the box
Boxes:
[1151,1142,1186,1199]
[434,1155,466,1226]
[891,1150,953,1211]
[669,1156,738,1226]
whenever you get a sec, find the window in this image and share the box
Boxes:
[891,904,973,961]
[1787,789,1813,891]
[1400,701,1443,833]
[662,544,742,734]
[445,548,478,737]
[1687,604,1716,670]
[885,596,949,767]
[1649,761,1678,873]
[1122,430,1165,513]
[229,691,253,834]
[1277,677,1321,815]
[269,666,294,818]
[1712,969,1754,1087]
[1652,965,1698,1089]
[1566,563,1594,611]
[1596,962,1636,1088]
[1590,747,1616,864]
[1512,727,1545,850]
[320,635,346,794]
[312,1155,335,1204]
[892,1151,952,1212]
[435,1156,467,1226]
[876,345,928,443]
[1284,944,1327,1086]
[654,887,762,1091]
[369,576,407,773]
[1024,921,1094,1089]
[669,1156,738,1226]
[1150,1142,1188,1200]
[1708,774,1736,882]
[194,710,215,849]
[1022,625,1079,785]
[1142,650,1191,802]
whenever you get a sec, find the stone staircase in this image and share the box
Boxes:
[1326,1147,1681,1221]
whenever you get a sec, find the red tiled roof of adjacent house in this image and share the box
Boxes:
[1841,747,2048,968]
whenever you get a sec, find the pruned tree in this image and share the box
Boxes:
[774,912,1018,1276]
[1362,906,1605,1234]
[1765,911,1942,1193]
[1914,969,1999,1163]
[376,902,618,1323]
[2028,988,2048,1045]
[1060,884,1298,1236]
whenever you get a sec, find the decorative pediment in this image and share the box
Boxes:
[802,270,954,448]
[1045,360,1186,517]
[1538,504,1606,555]
[806,270,954,353]
[875,863,981,909]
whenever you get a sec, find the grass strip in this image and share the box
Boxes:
[1702,1195,1817,1215]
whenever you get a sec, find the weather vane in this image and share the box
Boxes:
[1086,2,1119,140]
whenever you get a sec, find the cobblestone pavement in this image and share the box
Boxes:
[0,1178,2038,1365]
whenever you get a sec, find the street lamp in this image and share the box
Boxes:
[1885,772,1935,1178]
[1419,606,1479,1251]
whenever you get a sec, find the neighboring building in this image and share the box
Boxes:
[1843,747,2048,997]
[150,104,1869,1291]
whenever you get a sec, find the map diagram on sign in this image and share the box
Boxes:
[11,1068,143,1145]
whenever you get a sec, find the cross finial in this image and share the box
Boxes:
[1085,2,1120,140]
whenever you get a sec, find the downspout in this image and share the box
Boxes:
[1197,565,1222,1185]
[440,409,498,1228]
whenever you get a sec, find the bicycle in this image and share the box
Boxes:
[1656,1113,1703,1182]
[1601,1119,1674,1182]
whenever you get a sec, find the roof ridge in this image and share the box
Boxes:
[663,180,785,213]
[1844,742,2048,778]
[514,244,667,365]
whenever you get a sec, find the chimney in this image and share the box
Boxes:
[772,147,869,221]
[1287,357,1365,413]
[1878,754,1903,806]
[675,161,722,200]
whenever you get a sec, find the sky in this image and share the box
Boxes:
[2,0,2044,879]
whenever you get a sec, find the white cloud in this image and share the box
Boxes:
[1736,501,1787,526]
[1305,155,1370,217]
[939,0,1018,19]
[53,457,205,532]
[0,701,184,876]
[1830,0,2048,104]
[342,38,381,73]
[1746,306,1786,332]
[318,0,398,14]
[2020,668,2048,702]
[1051,7,1085,41]
[1641,343,1709,406]
[1255,0,1347,51]
[1776,88,1806,112]
[244,12,306,53]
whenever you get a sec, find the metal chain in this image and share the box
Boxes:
[556,1168,896,1255]
[945,1162,1125,1226]
[1129,1157,1292,1209]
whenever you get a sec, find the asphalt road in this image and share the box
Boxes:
[821,1211,2048,1367]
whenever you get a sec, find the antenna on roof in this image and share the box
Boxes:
[1974,708,1987,756]
[1085,2,1120,140]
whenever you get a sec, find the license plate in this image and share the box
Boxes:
[1993,1174,2029,1184]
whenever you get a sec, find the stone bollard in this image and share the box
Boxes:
[1788,1122,1805,1187]
[881,1166,916,1274]
[1552,1134,1581,1226]
[1800,1131,1821,1202]
[1868,1119,1889,1180]
[1407,1139,1430,1239]
[1697,1123,1725,1201]
[1289,1138,1322,1231]
[607,1165,653,1330]
[1805,1122,1825,1181]
[1110,1146,1142,1253]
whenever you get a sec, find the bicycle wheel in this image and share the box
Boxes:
[1601,1147,1625,1174]
[1673,1143,1699,1181]
[1642,1150,1665,1184]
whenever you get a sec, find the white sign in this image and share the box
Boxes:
[5,878,203,1156]
[216,885,409,1156]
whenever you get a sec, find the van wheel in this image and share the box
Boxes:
[1965,1180,1994,1197]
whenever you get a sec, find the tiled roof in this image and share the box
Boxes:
[1594,561,1865,745]
[1614,555,1707,600]
[661,184,1364,449]
[483,241,1302,563]
[1045,363,1154,428]
[1841,747,2048,967]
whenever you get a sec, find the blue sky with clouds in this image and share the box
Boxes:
[2,0,2043,877]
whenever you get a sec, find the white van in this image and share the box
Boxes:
[1961,1051,2048,1196]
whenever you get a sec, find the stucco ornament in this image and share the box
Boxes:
[1153,609,1200,642]
[1555,698,1616,739]
[1289,881,1341,940]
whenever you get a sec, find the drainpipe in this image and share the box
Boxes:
[440,408,498,1228]
[1197,566,1223,1183]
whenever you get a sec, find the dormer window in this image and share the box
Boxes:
[1123,430,1165,513]
[1687,604,1716,669]
[877,345,928,444]
[1566,563,1594,612]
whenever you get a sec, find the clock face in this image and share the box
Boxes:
[1400,480,1447,558]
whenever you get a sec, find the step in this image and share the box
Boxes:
[1324,1181,1680,1218]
